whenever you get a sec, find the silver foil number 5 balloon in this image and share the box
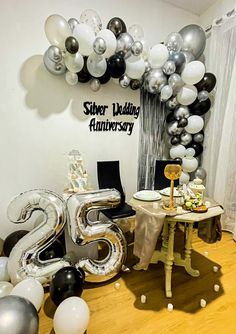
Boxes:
[67,189,127,282]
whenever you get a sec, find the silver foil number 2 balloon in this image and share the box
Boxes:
[67,189,127,282]
[7,190,70,285]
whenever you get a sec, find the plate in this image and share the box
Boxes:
[159,187,182,197]
[133,190,162,201]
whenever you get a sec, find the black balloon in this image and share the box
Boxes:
[189,98,211,116]
[3,230,29,257]
[177,117,188,128]
[98,66,111,84]
[195,72,216,92]
[171,136,180,145]
[166,111,176,123]
[107,54,126,78]
[168,52,186,73]
[174,157,183,165]
[50,266,85,306]
[107,17,126,37]
[65,36,79,54]
[77,57,92,83]
[39,239,65,261]
[130,79,142,90]
[188,142,203,157]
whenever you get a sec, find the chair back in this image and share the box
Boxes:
[97,161,125,204]
[154,160,181,190]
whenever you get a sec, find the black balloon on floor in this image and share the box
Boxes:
[130,79,143,90]
[3,230,29,257]
[188,142,203,157]
[39,239,65,261]
[189,98,211,116]
[77,57,91,83]
[50,266,85,306]
[65,36,79,54]
[171,135,180,145]
[177,117,188,128]
[195,72,216,92]
[98,66,111,84]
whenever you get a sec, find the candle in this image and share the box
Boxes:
[214,284,220,292]
[213,266,219,273]
[114,282,120,290]
[200,299,207,308]
[167,303,173,312]
[141,295,147,303]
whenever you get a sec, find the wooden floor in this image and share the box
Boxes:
[39,230,236,334]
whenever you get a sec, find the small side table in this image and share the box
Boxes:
[150,205,224,298]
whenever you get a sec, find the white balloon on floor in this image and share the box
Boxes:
[53,297,90,334]
[10,278,44,311]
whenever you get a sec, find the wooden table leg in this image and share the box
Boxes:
[184,223,200,277]
[165,221,176,298]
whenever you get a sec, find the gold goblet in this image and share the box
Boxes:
[163,164,182,211]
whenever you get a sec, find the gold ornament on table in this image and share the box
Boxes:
[64,150,90,193]
[163,164,182,212]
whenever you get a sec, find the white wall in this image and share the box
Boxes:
[0,0,199,238]
[200,0,236,26]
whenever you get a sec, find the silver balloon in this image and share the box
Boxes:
[67,189,127,282]
[180,132,192,145]
[195,167,207,180]
[168,51,186,73]
[144,60,151,73]
[119,74,131,88]
[165,96,179,110]
[167,121,184,136]
[116,32,134,54]
[193,133,204,143]
[198,90,209,102]
[144,68,167,94]
[174,105,190,119]
[168,73,184,94]
[0,295,39,334]
[93,37,107,55]
[90,78,101,92]
[182,51,195,63]
[68,17,79,32]
[162,60,176,75]
[179,24,206,59]
[7,190,70,285]
[131,41,143,56]
[43,46,66,75]
[165,32,183,52]
[160,85,173,101]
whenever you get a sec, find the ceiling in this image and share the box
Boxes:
[162,0,218,15]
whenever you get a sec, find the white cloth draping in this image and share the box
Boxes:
[203,13,236,238]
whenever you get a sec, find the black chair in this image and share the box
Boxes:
[97,161,136,220]
[154,160,181,190]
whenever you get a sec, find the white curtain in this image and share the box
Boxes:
[203,13,236,238]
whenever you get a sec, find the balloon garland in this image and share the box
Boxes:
[43,10,216,180]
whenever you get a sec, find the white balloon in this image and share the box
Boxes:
[185,147,196,157]
[45,14,71,49]
[148,44,169,68]
[179,171,190,184]
[182,157,198,172]
[125,55,145,79]
[65,52,84,73]
[87,53,107,77]
[185,115,204,134]
[65,71,78,85]
[181,61,205,85]
[170,144,186,159]
[53,297,90,334]
[0,257,10,281]
[73,23,95,56]
[177,85,197,105]
[10,277,44,311]
[97,29,117,58]
[0,281,13,297]
[161,85,173,101]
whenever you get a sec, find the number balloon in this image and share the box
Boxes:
[67,189,127,282]
[7,190,70,285]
